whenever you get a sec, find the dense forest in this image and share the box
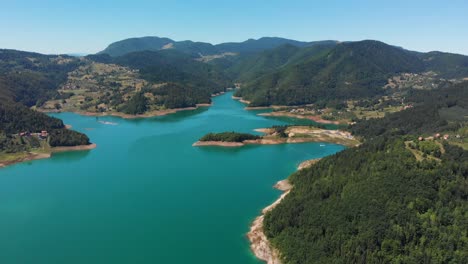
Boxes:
[199,132,261,142]
[264,136,468,263]
[263,82,468,264]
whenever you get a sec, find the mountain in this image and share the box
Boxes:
[222,42,338,81]
[417,51,468,78]
[216,37,335,54]
[98,36,224,57]
[235,40,468,106]
[98,36,338,57]
[98,36,176,57]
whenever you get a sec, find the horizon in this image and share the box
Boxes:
[1,0,468,55]
[5,37,468,57]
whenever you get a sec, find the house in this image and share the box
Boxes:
[443,134,449,140]
[435,133,441,139]
[40,130,48,139]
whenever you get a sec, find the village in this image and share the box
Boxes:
[36,60,148,114]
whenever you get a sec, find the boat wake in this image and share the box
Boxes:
[98,121,118,125]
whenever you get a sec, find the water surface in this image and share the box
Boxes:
[0,92,344,264]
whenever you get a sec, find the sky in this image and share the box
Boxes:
[1,0,467,55]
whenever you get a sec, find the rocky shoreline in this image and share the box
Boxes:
[41,104,212,119]
[259,112,341,125]
[248,158,321,263]
[192,141,245,147]
[248,179,292,264]
[193,127,358,148]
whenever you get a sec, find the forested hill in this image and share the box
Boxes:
[111,50,230,91]
[0,50,91,151]
[0,49,82,107]
[97,36,219,57]
[263,82,468,263]
[87,49,231,108]
[221,43,337,81]
[265,136,467,263]
[98,36,338,57]
[234,40,468,106]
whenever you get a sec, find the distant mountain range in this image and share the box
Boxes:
[97,36,468,106]
[98,36,338,57]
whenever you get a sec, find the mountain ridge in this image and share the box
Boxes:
[98,36,339,57]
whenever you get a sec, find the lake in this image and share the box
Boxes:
[0,92,344,264]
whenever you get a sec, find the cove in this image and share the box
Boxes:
[0,92,344,264]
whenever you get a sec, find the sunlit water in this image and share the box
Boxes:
[0,92,344,264]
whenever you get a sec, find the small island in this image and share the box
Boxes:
[193,132,261,147]
[193,125,359,147]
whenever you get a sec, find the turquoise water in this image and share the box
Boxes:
[0,92,344,264]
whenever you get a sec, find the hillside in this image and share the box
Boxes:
[222,42,337,81]
[111,50,230,91]
[235,40,468,106]
[71,50,231,112]
[0,50,92,162]
[262,82,468,263]
[0,49,83,106]
[265,136,467,263]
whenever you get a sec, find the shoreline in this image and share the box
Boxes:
[39,88,231,119]
[248,158,321,263]
[193,127,359,148]
[247,179,292,264]
[192,141,245,147]
[41,104,212,119]
[0,143,97,168]
[51,143,97,153]
[259,112,342,125]
[297,158,321,170]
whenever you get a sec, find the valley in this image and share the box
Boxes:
[0,35,467,264]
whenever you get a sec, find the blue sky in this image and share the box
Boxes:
[1,0,467,55]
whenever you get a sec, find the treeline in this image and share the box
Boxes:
[151,83,211,109]
[0,101,91,151]
[48,129,90,147]
[199,132,261,142]
[0,101,65,134]
[120,92,148,115]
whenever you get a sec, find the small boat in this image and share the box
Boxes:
[98,121,118,125]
